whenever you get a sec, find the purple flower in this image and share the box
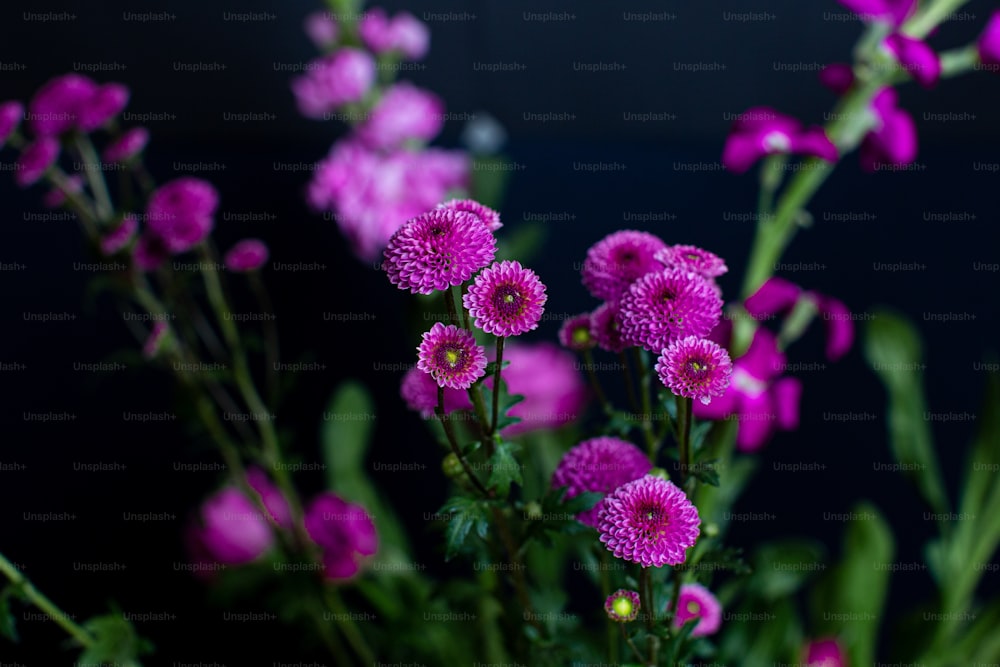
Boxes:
[417,323,488,390]
[672,583,722,637]
[356,83,444,150]
[803,638,847,667]
[383,208,496,295]
[103,127,149,163]
[837,0,915,26]
[0,101,23,148]
[655,245,728,279]
[551,437,652,527]
[491,342,588,437]
[358,8,395,53]
[437,198,502,232]
[605,589,641,623]
[15,137,60,187]
[882,34,940,88]
[618,268,723,354]
[400,366,472,418]
[558,313,596,352]
[146,177,219,253]
[819,63,855,95]
[656,336,733,405]
[722,107,837,174]
[859,87,917,171]
[304,492,378,580]
[581,230,667,302]
[27,74,96,136]
[693,327,802,452]
[190,468,291,565]
[359,9,430,60]
[591,302,628,354]
[978,11,1000,67]
[598,475,700,568]
[100,214,138,256]
[291,48,376,119]
[224,238,269,272]
[142,320,171,359]
[744,276,801,318]
[304,11,338,50]
[464,260,547,337]
[78,82,129,131]
[133,232,169,272]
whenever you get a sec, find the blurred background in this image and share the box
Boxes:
[2,0,999,663]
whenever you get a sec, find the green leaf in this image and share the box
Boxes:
[438,496,492,561]
[958,363,1000,520]
[748,540,826,600]
[487,440,523,497]
[863,310,949,516]
[0,585,24,642]
[810,502,894,667]
[78,611,153,667]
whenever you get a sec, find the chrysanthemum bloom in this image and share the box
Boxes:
[189,468,291,565]
[145,177,219,253]
[27,74,96,135]
[598,475,701,567]
[142,320,171,360]
[78,82,130,131]
[417,323,487,390]
[103,127,149,163]
[978,11,1000,67]
[672,583,722,637]
[655,245,728,279]
[42,173,84,209]
[133,232,169,272]
[745,277,854,361]
[605,589,641,623]
[100,214,138,256]
[591,301,628,353]
[0,101,23,148]
[14,137,60,187]
[304,492,378,580]
[618,268,723,353]
[308,140,470,262]
[358,8,395,53]
[356,83,445,150]
[558,313,596,352]
[881,33,940,88]
[581,230,668,301]
[819,63,854,95]
[491,342,588,436]
[224,239,269,272]
[400,366,472,418]
[722,107,837,174]
[359,9,430,60]
[304,10,338,50]
[291,48,376,119]
[551,437,652,526]
[656,336,733,405]
[437,198,502,232]
[692,327,802,452]
[464,260,547,337]
[803,637,847,667]
[383,208,496,295]
[857,87,917,171]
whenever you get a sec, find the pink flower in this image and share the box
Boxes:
[656,336,733,405]
[859,87,917,172]
[358,8,394,53]
[491,342,587,437]
[978,11,1000,67]
[133,232,169,271]
[101,214,139,256]
[400,366,472,418]
[551,437,652,527]
[722,107,837,174]
[291,48,376,119]
[692,327,802,452]
[558,313,596,352]
[598,475,700,568]
[745,277,854,361]
[77,82,129,131]
[436,199,502,232]
[618,268,723,354]
[356,83,445,150]
[463,260,547,337]
[655,245,728,279]
[304,492,378,580]
[417,323,488,390]
[15,137,60,187]
[146,177,219,253]
[103,127,149,163]
[0,101,23,148]
[819,63,854,95]
[304,11,338,50]
[803,638,848,667]
[224,238,269,272]
[837,0,915,26]
[672,583,722,637]
[359,9,430,60]
[581,230,667,302]
[591,301,628,354]
[27,74,97,135]
[882,33,940,88]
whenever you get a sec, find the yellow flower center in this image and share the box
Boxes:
[445,349,460,367]
[686,600,700,614]
[613,597,634,618]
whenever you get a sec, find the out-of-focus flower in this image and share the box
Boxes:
[837,0,915,26]
[400,366,472,418]
[78,83,129,131]
[491,342,587,437]
[819,63,855,95]
[15,137,60,187]
[551,437,651,527]
[356,83,444,150]
[103,127,149,163]
[304,492,378,580]
[133,232,169,271]
[882,34,940,88]
[803,638,848,667]
[0,101,23,148]
[722,107,837,174]
[224,239,269,272]
[672,583,722,637]
[145,177,219,253]
[304,10,338,50]
[978,11,1000,67]
[100,214,138,256]
[359,8,430,60]
[417,323,487,390]
[27,74,128,135]
[858,87,918,172]
[559,313,596,352]
[591,301,628,354]
[581,230,667,302]
[655,245,728,279]
[436,198,502,232]
[291,48,376,119]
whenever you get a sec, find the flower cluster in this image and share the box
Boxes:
[551,437,652,527]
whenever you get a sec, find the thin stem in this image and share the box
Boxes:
[582,349,613,415]
[249,272,281,408]
[639,566,658,666]
[668,567,683,635]
[436,387,490,497]
[619,351,640,414]
[633,348,657,457]
[620,623,647,664]
[491,506,543,635]
[444,285,460,326]
[326,589,377,666]
[677,396,694,493]
[73,134,114,222]
[490,337,505,448]
[0,552,95,648]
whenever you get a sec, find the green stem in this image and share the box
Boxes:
[326,589,376,666]
[436,387,490,497]
[903,0,971,39]
[619,351,640,414]
[0,552,95,648]
[444,285,460,326]
[633,348,657,458]
[668,567,684,635]
[621,623,647,664]
[73,134,114,223]
[490,337,505,446]
[639,566,658,666]
[249,272,281,409]
[582,348,613,416]
[491,506,543,635]
[599,549,618,663]
[678,396,694,493]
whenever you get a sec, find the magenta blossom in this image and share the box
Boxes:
[224,239,269,272]
[400,366,472,418]
[723,107,837,174]
[291,48,376,119]
[591,301,628,354]
[558,313,596,352]
[881,33,940,88]
[551,437,652,527]
[672,583,722,637]
[979,11,1000,67]
[356,83,445,150]
[0,101,23,148]
[581,230,667,302]
[100,214,138,256]
[837,0,915,26]
[103,127,149,163]
[304,492,378,580]
[656,336,733,405]
[304,11,338,50]
[15,137,60,187]
[133,233,169,272]
[27,74,128,135]
[78,82,129,131]
[860,87,917,171]
[803,638,848,667]
[693,327,802,452]
[146,177,219,253]
[417,323,488,390]
[489,342,587,437]
[359,9,430,60]
[463,260,547,337]
[142,321,171,359]
[819,63,855,95]
[43,173,84,208]
[437,199,502,232]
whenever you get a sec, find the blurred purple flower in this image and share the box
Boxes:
[304,492,378,580]
[723,107,837,174]
[859,87,917,172]
[291,48,376,119]
[356,83,445,150]
[489,342,587,436]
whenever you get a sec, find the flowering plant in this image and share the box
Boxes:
[2,1,1000,666]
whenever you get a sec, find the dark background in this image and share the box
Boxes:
[2,0,999,664]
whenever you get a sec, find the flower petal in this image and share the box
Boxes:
[744,276,802,319]
[819,63,855,95]
[772,377,803,431]
[884,34,941,88]
[817,296,855,361]
[790,127,838,163]
[735,391,776,452]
